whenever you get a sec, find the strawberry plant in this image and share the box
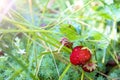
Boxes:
[0,0,120,80]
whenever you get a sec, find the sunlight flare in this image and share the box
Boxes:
[0,0,15,22]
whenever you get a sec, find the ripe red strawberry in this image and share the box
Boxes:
[70,46,91,65]
[82,62,97,72]
[60,37,73,48]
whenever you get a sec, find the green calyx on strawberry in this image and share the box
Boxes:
[70,46,91,65]
[82,62,97,72]
[60,37,73,49]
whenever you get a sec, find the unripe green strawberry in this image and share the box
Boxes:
[70,46,91,65]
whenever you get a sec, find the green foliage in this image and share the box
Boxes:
[60,24,80,40]
[0,0,120,80]
[109,69,120,78]
[97,76,106,80]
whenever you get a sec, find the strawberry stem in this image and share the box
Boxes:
[81,70,84,80]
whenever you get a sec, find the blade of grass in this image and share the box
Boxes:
[28,0,34,24]
[40,33,71,52]
[4,17,36,29]
[8,68,24,80]
[102,48,106,63]
[48,44,60,77]
[0,29,60,35]
[58,63,71,80]
[37,33,71,53]
[10,9,30,23]
[49,0,94,30]
[35,55,44,78]
[42,0,50,17]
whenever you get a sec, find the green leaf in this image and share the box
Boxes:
[59,24,80,40]
[91,32,103,40]
[98,12,112,19]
